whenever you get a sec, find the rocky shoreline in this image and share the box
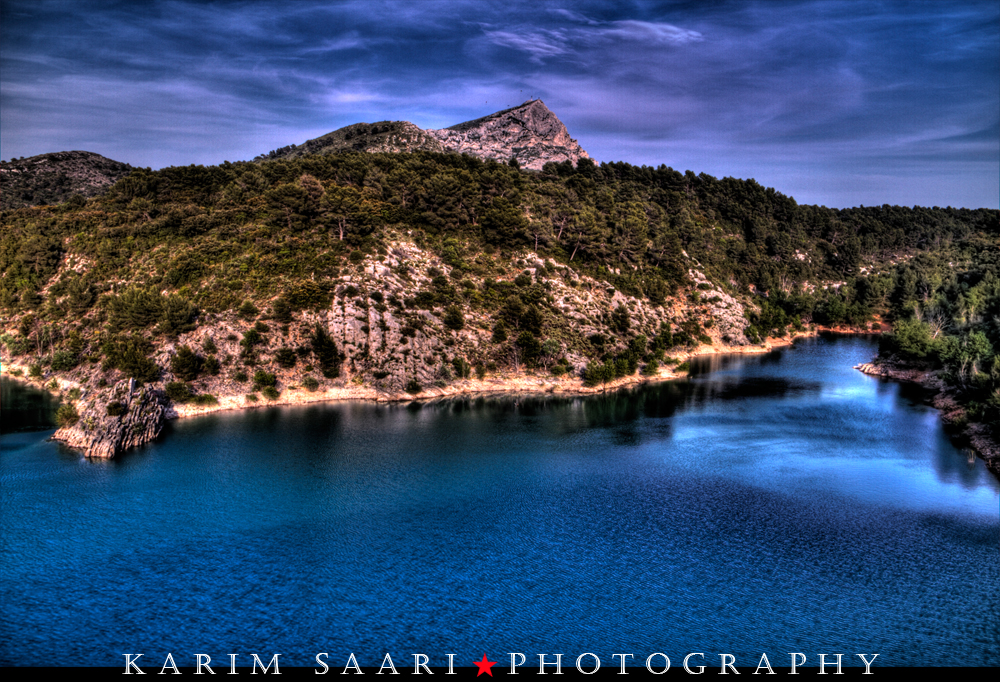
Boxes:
[854,360,1000,479]
[4,336,802,458]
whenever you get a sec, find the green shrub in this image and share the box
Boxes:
[102,335,160,383]
[238,301,259,320]
[232,370,248,383]
[55,403,79,428]
[106,401,126,417]
[676,361,691,372]
[165,381,195,403]
[261,386,280,400]
[451,357,472,379]
[274,347,297,368]
[193,394,219,406]
[252,370,276,390]
[443,305,465,331]
[28,364,43,378]
[285,281,332,311]
[50,350,78,371]
[170,345,202,381]
[611,304,631,333]
[107,287,163,331]
[643,359,660,376]
[516,331,542,366]
[270,297,293,323]
[883,319,939,360]
[158,295,199,337]
[310,324,342,379]
[302,375,319,391]
[405,378,422,394]
[582,360,614,387]
[203,355,221,375]
[245,393,259,402]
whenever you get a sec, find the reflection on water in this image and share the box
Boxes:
[1,376,58,434]
[1,334,997,667]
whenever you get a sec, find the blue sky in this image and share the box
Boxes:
[2,0,997,208]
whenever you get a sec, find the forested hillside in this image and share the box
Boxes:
[1,151,997,457]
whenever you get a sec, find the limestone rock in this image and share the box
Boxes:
[53,379,166,458]
[427,100,590,170]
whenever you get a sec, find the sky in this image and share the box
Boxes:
[1,0,997,209]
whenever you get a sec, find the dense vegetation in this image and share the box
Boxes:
[1,150,997,435]
[876,241,1000,432]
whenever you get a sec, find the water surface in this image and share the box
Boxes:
[1,335,997,667]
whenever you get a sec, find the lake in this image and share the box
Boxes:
[1,334,997,668]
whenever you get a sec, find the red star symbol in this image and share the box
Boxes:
[474,654,497,677]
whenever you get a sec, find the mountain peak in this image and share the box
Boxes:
[255,101,590,171]
[429,100,589,170]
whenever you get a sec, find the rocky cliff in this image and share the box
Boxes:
[427,100,590,170]
[255,100,590,170]
[52,379,166,458]
[0,151,133,210]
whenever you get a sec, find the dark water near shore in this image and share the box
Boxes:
[0,374,59,433]
[1,335,998,668]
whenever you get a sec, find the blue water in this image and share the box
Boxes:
[1,335,998,668]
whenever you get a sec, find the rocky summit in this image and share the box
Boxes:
[256,100,590,170]
[427,100,590,170]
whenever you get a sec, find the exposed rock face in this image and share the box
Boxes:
[255,100,590,170]
[427,100,590,170]
[53,379,166,458]
[0,151,133,210]
[687,269,754,346]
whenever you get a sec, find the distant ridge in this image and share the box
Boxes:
[255,100,590,170]
[0,151,133,210]
[254,121,447,162]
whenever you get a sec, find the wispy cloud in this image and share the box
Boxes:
[483,18,703,63]
[1,0,996,207]
[597,20,703,46]
[483,30,569,62]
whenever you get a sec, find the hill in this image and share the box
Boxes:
[1,145,997,470]
[254,121,447,161]
[0,151,133,210]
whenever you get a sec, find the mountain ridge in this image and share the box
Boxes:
[255,100,590,170]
